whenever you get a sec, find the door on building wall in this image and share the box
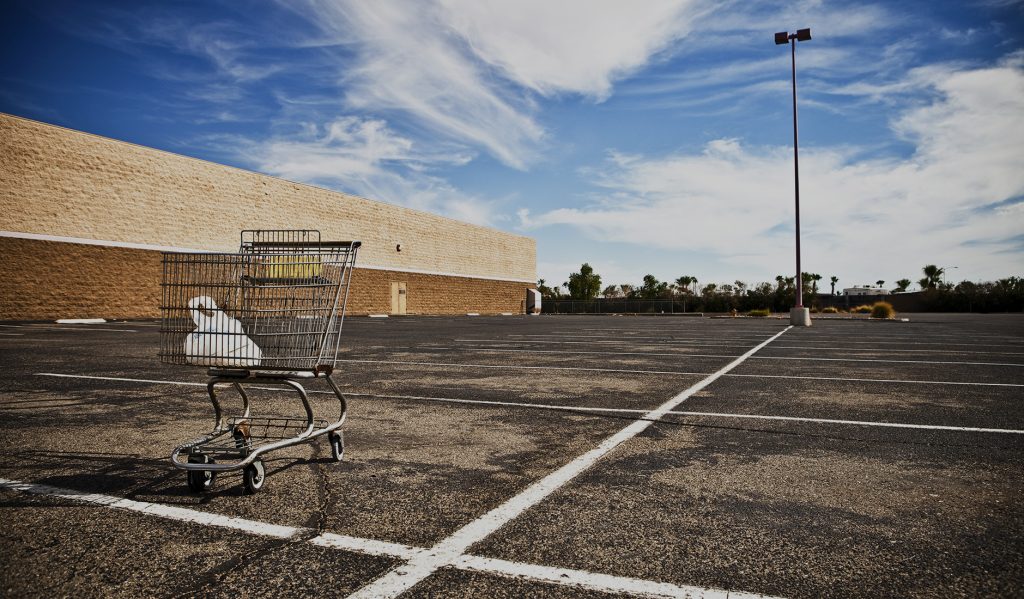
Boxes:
[390,282,407,315]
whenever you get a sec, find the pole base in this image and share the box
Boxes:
[790,307,811,326]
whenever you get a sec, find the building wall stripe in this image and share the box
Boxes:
[0,231,535,284]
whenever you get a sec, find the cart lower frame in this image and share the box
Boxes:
[170,369,347,493]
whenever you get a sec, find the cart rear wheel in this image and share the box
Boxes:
[243,459,265,494]
[186,454,216,493]
[329,431,344,462]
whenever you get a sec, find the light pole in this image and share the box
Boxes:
[775,28,812,326]
[943,266,958,287]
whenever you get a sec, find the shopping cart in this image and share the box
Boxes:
[160,230,360,494]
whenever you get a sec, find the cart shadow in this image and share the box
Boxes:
[2,450,176,506]
[4,449,344,503]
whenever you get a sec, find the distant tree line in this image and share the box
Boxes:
[537,264,1023,313]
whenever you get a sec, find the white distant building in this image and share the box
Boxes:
[843,286,887,296]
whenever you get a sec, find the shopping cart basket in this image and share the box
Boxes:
[160,230,360,494]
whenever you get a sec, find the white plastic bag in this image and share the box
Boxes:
[184,296,262,367]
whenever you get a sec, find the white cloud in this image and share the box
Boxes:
[614,3,919,115]
[286,0,544,169]
[283,0,707,168]
[524,58,1024,283]
[439,0,705,99]
[701,0,898,40]
[253,116,498,225]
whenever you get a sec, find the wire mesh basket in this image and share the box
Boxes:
[160,230,360,372]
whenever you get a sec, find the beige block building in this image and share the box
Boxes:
[0,113,536,320]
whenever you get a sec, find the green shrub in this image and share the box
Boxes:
[821,306,839,313]
[853,304,873,314]
[871,301,895,319]
[747,308,770,317]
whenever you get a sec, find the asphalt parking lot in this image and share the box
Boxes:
[1,313,1022,598]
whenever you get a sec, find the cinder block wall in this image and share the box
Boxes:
[0,114,535,319]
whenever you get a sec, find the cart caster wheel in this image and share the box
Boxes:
[186,454,216,493]
[328,432,344,462]
[243,460,265,494]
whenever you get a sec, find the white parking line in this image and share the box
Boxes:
[453,554,772,599]
[727,373,1024,387]
[341,393,1024,434]
[0,324,137,333]
[772,346,1024,356]
[764,339,1022,348]
[443,346,742,359]
[37,364,1024,390]
[506,333,775,341]
[310,532,425,560]
[32,374,1021,434]
[754,355,1024,367]
[659,410,1024,434]
[0,478,298,538]
[456,338,754,348]
[456,338,1024,357]
[0,478,780,599]
[345,327,793,598]
[442,345,1023,367]
[38,373,207,387]
[341,360,1024,387]
[336,359,707,377]
[0,338,66,342]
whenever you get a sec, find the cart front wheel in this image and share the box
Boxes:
[329,431,344,462]
[186,454,216,493]
[243,459,265,494]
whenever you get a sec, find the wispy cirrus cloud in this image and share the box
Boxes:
[250,115,498,225]
[282,0,709,169]
[284,0,544,170]
[136,18,283,83]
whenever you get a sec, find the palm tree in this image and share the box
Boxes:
[675,276,695,296]
[895,278,911,293]
[876,280,885,289]
[537,278,555,299]
[775,275,785,290]
[811,273,822,294]
[921,265,944,289]
[830,275,839,295]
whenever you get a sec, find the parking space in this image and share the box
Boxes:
[473,419,1023,598]
[1,314,1022,597]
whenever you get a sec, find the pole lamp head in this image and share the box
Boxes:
[774,29,812,44]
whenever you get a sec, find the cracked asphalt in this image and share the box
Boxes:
[1,313,1022,598]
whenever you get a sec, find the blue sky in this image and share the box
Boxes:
[3,0,1022,291]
